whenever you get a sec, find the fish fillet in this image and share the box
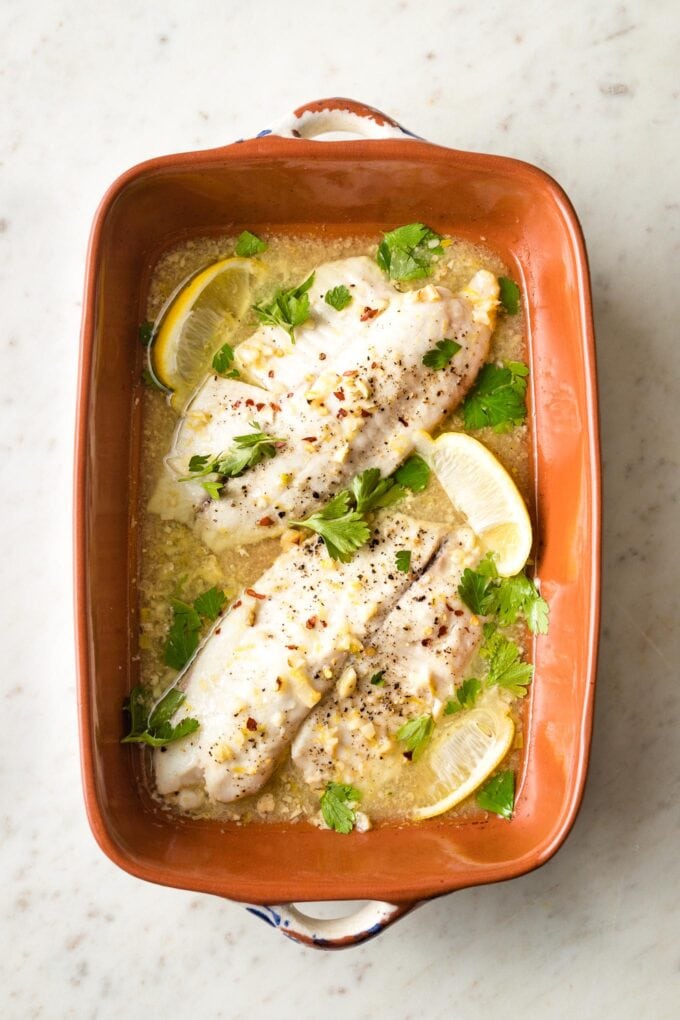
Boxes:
[291,525,484,789]
[150,257,498,550]
[154,513,449,803]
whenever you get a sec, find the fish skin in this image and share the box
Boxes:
[291,526,484,790]
[154,513,449,803]
[151,259,497,551]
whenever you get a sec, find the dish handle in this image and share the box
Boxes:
[261,97,420,141]
[245,899,418,950]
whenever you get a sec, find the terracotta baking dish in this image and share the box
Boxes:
[75,98,600,948]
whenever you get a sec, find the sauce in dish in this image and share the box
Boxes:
[128,226,548,832]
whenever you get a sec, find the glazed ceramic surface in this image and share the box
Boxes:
[75,99,599,941]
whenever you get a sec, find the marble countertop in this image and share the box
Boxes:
[2,0,679,1016]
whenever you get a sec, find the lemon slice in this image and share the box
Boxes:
[414,429,532,576]
[406,693,514,821]
[150,257,259,408]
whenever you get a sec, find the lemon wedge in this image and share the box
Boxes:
[150,257,259,408]
[406,693,514,821]
[414,429,532,576]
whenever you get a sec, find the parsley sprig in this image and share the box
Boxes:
[212,341,240,378]
[422,338,461,371]
[457,553,549,635]
[377,223,444,281]
[325,285,352,311]
[462,361,529,433]
[394,454,430,492]
[253,273,315,342]
[122,686,199,747]
[445,677,482,715]
[290,467,406,562]
[235,230,267,257]
[477,769,515,818]
[498,276,520,315]
[481,626,534,697]
[396,715,434,761]
[180,421,286,499]
[320,782,362,834]
[164,586,227,671]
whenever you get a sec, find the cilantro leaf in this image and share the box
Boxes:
[422,338,462,371]
[396,550,412,573]
[444,677,482,714]
[396,715,434,761]
[482,631,533,697]
[193,586,227,621]
[477,770,515,819]
[349,468,405,513]
[498,276,520,315]
[163,598,202,670]
[324,285,352,311]
[457,566,497,616]
[462,361,528,433]
[370,671,386,686]
[253,273,315,342]
[212,342,235,375]
[122,685,199,747]
[139,321,154,347]
[180,422,286,498]
[320,782,361,834]
[235,230,267,257]
[394,455,430,493]
[377,223,444,281]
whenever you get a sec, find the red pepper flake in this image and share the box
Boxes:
[445,602,454,612]
[215,627,222,635]
[245,398,255,407]
[276,677,283,689]
[360,409,372,418]
[305,616,317,630]
[360,307,379,321]
[245,588,267,600]
[256,402,265,411]
[453,609,464,617]
[232,600,242,609]
[343,370,358,377]
[302,436,318,442]
[337,408,348,419]
[267,370,275,378]
[398,416,409,427]
[257,516,274,527]
[421,638,432,647]
[320,620,328,628]
[270,402,281,412]
[319,352,327,360]
[438,625,448,638]
[333,388,346,401]
[233,401,241,409]
[285,644,299,650]
[246,717,257,731]
[371,361,378,369]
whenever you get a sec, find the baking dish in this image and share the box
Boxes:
[74,97,600,949]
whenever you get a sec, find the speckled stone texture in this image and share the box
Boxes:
[2,0,679,1016]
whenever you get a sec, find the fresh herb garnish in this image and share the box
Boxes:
[253,273,315,342]
[498,276,520,315]
[370,671,386,686]
[163,586,228,670]
[396,715,434,761]
[291,490,370,563]
[212,342,237,376]
[456,553,549,634]
[139,321,154,346]
[193,585,227,621]
[179,421,286,498]
[320,782,362,834]
[477,770,515,819]
[444,677,482,714]
[395,550,412,573]
[235,230,267,257]
[394,455,430,493]
[324,285,352,311]
[376,223,444,281]
[462,361,529,433]
[422,338,462,371]
[481,629,533,697]
[291,467,406,561]
[122,685,199,747]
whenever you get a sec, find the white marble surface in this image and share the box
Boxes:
[2,0,679,1016]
